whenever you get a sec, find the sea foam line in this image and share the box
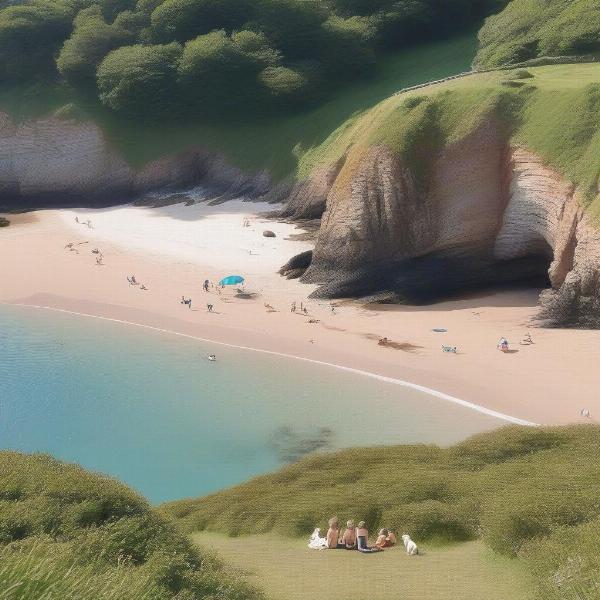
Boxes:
[7,302,539,427]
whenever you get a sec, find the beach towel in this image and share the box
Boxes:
[308,528,328,550]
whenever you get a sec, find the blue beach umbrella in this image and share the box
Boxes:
[219,275,245,286]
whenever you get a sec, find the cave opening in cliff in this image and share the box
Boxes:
[370,249,554,305]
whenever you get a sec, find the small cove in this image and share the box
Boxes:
[0,304,504,503]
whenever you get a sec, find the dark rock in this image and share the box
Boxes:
[263,230,276,238]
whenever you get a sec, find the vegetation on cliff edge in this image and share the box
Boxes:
[0,0,505,120]
[297,63,600,216]
[474,0,600,68]
[0,452,262,600]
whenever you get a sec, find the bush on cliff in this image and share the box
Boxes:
[0,0,506,119]
[0,452,262,600]
[161,425,600,600]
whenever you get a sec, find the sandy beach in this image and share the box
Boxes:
[2,202,598,426]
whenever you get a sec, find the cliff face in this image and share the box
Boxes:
[284,125,600,327]
[0,112,270,209]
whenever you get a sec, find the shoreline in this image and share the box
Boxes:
[2,204,599,426]
[5,301,537,427]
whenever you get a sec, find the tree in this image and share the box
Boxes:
[57,6,133,82]
[258,65,308,99]
[0,1,73,79]
[178,30,277,112]
[150,0,254,42]
[97,42,182,115]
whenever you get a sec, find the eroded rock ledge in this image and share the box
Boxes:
[280,130,600,328]
[0,112,270,210]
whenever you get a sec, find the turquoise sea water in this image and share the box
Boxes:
[0,305,502,503]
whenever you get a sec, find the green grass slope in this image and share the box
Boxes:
[0,452,262,600]
[295,63,600,216]
[162,425,600,600]
[193,533,531,600]
[474,0,600,68]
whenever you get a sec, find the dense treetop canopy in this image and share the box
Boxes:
[0,0,506,118]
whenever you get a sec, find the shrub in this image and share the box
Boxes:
[0,217,9,227]
[0,452,263,600]
[57,6,134,82]
[97,42,182,115]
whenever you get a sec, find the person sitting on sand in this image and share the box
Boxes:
[497,337,509,352]
[326,517,341,549]
[140,284,148,290]
[356,521,382,553]
[341,520,357,549]
[378,337,389,346]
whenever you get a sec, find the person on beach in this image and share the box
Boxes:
[291,302,296,313]
[341,520,357,549]
[207,304,213,312]
[326,517,341,549]
[203,280,210,292]
[386,529,397,546]
[498,337,509,352]
[96,256,103,265]
[375,528,396,549]
[356,521,382,553]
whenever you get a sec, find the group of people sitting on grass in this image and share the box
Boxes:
[308,517,396,553]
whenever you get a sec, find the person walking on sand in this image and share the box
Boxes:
[75,216,79,224]
[291,301,296,313]
[203,280,210,292]
[207,303,213,312]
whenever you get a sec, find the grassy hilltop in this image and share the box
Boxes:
[0,452,262,600]
[163,425,600,600]
[295,62,600,217]
[475,0,600,68]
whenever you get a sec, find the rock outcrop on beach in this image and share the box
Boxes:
[282,130,600,327]
[0,112,270,209]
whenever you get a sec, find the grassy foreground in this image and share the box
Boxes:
[0,452,262,600]
[163,425,600,600]
[194,533,531,600]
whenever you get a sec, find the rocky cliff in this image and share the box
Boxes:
[0,112,270,209]
[281,129,600,327]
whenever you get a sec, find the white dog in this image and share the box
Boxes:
[402,534,419,555]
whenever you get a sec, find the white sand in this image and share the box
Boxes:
[2,203,599,426]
